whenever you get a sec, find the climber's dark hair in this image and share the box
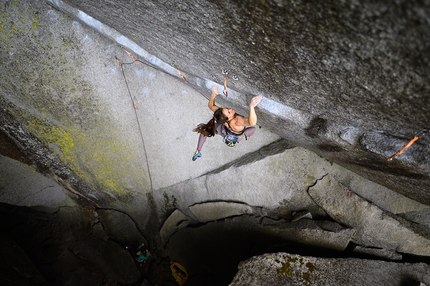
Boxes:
[193,108,229,137]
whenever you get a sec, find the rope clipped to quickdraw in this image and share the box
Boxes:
[118,49,209,102]
[387,127,429,161]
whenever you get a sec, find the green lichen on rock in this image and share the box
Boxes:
[0,0,40,50]
[0,1,149,198]
[276,256,297,276]
[23,110,147,197]
[27,118,75,164]
[277,255,316,284]
[72,130,139,197]
[305,261,315,272]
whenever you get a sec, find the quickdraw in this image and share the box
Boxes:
[222,69,228,96]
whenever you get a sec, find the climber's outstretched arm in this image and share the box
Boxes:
[242,95,263,126]
[208,84,220,112]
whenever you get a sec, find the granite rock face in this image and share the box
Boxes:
[1,0,430,285]
[308,175,430,257]
[1,0,429,205]
[50,0,430,202]
[157,146,430,284]
[230,253,430,286]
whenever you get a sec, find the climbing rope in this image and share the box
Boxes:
[116,56,155,191]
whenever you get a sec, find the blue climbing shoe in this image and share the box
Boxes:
[192,151,202,161]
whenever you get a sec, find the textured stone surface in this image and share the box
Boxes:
[308,175,430,256]
[154,146,426,225]
[189,201,254,222]
[48,0,430,202]
[1,0,430,284]
[230,253,430,286]
[160,209,190,245]
[0,155,75,212]
[261,221,356,252]
[353,246,403,261]
[0,0,280,197]
[97,209,147,246]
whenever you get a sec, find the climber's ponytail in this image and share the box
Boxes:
[193,108,228,137]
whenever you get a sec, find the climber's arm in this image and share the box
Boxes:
[242,95,262,126]
[208,84,220,112]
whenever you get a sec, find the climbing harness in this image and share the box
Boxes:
[223,126,247,147]
[387,127,429,161]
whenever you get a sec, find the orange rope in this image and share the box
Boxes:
[387,136,419,161]
[124,49,138,62]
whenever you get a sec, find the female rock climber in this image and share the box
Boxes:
[192,84,263,161]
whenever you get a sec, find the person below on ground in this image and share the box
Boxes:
[135,243,150,266]
[192,84,263,161]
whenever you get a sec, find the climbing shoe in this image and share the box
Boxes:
[192,151,202,161]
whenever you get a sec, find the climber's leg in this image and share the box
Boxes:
[237,127,256,142]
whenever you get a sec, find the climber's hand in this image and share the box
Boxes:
[250,95,263,108]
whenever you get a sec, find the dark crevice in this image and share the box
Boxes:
[305,173,329,210]
[95,206,147,238]
[306,173,329,190]
[163,214,362,284]
[166,212,430,285]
